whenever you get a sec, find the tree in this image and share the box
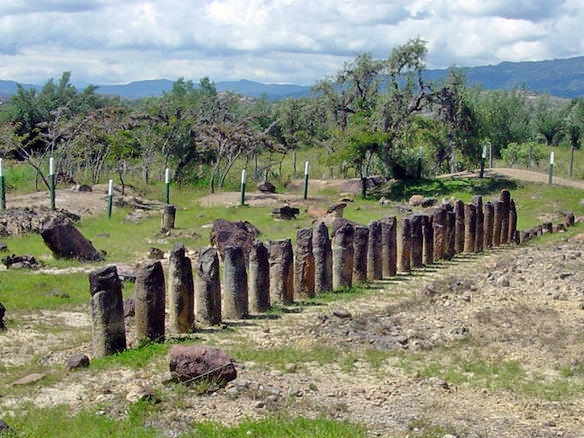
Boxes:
[532,95,567,146]
[565,98,584,177]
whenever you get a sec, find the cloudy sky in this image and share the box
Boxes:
[0,0,582,86]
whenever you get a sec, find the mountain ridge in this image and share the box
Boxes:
[1,56,583,100]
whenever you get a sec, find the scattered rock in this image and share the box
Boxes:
[210,219,260,261]
[65,354,90,371]
[169,345,237,385]
[12,373,46,386]
[271,206,300,220]
[0,419,14,435]
[40,216,103,261]
[0,242,7,252]
[332,307,352,319]
[1,254,38,269]
[126,383,159,403]
[257,181,276,193]
[147,247,165,260]
[285,363,297,373]
[408,195,424,206]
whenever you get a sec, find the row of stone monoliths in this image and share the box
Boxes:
[89,189,518,357]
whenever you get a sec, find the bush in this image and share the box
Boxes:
[500,142,547,168]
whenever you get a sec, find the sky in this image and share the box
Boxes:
[0,0,583,86]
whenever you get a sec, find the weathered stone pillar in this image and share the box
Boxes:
[493,200,504,247]
[222,245,248,319]
[464,203,477,253]
[295,228,315,299]
[353,225,369,283]
[433,207,448,260]
[332,224,354,289]
[483,201,494,249]
[194,247,222,325]
[410,214,424,269]
[367,220,383,280]
[313,222,333,294]
[446,210,456,259]
[380,216,397,277]
[500,190,511,244]
[89,265,126,357]
[168,243,194,334]
[422,214,434,265]
[565,211,576,227]
[268,239,294,305]
[473,196,484,253]
[249,241,270,313]
[454,200,465,254]
[509,199,518,244]
[398,217,411,273]
[161,204,176,230]
[135,261,166,343]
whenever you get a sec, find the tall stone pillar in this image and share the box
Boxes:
[483,201,494,249]
[433,207,448,260]
[353,225,369,283]
[500,190,511,244]
[313,222,333,294]
[249,241,270,313]
[295,228,315,299]
[222,245,248,319]
[509,199,518,244]
[367,220,383,280]
[464,203,477,253]
[194,247,222,325]
[332,224,354,289]
[380,216,397,277]
[89,265,127,357]
[473,196,484,253]
[268,239,294,305]
[422,214,434,265]
[398,217,411,273]
[135,261,166,343]
[168,243,194,334]
[454,200,465,254]
[410,214,424,269]
[493,200,504,247]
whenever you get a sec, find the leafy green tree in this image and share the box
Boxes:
[532,95,567,146]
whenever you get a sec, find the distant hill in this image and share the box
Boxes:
[1,56,583,101]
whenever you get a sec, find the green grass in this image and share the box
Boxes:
[5,405,366,438]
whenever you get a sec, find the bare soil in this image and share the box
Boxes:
[2,169,584,437]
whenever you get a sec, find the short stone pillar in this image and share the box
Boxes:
[332,223,354,289]
[500,190,511,244]
[249,241,270,313]
[313,222,333,294]
[565,211,576,227]
[509,199,518,243]
[367,220,383,280]
[397,217,411,273]
[295,228,315,299]
[194,247,222,325]
[380,216,397,278]
[161,204,176,230]
[168,243,194,334]
[268,239,294,305]
[410,214,424,269]
[493,200,504,247]
[422,214,434,265]
[433,207,448,260]
[473,196,484,253]
[89,265,127,357]
[352,225,369,283]
[454,200,465,254]
[135,261,166,343]
[464,203,477,253]
[222,246,249,319]
[483,201,494,249]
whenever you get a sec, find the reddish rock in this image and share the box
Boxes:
[169,345,237,385]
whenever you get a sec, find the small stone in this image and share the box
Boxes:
[12,373,45,386]
[285,363,297,373]
[496,276,510,287]
[266,395,279,403]
[126,383,159,403]
[226,387,239,398]
[147,247,165,260]
[0,419,14,435]
[65,354,90,371]
[254,401,265,409]
[332,307,352,319]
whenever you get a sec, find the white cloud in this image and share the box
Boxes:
[0,0,581,85]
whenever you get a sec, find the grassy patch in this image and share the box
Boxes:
[188,415,367,438]
[91,341,171,370]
